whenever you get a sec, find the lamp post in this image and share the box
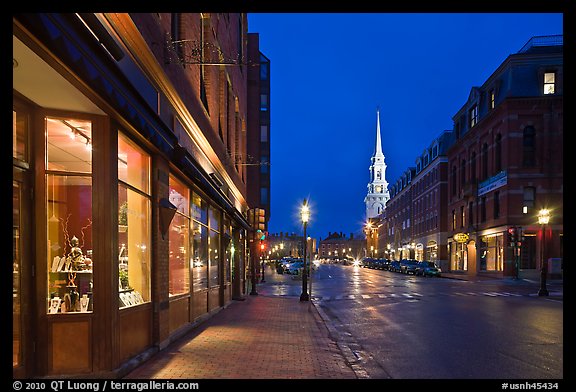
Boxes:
[300,199,310,302]
[537,209,550,296]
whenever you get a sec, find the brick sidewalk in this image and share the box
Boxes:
[123,295,357,379]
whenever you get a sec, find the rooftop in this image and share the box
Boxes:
[518,35,563,53]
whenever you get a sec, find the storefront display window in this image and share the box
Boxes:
[13,105,28,368]
[192,221,208,291]
[450,241,468,271]
[118,133,151,308]
[479,234,504,271]
[209,228,220,287]
[169,176,190,296]
[224,217,232,283]
[46,116,93,314]
[192,192,207,224]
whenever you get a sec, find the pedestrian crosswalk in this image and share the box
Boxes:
[317,291,525,301]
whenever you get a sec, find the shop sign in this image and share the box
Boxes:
[478,170,507,196]
[454,233,469,243]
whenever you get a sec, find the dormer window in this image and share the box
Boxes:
[544,72,556,95]
[469,105,478,128]
[489,89,495,109]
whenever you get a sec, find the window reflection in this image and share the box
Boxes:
[45,117,93,314]
[169,176,190,296]
[192,222,208,291]
[118,133,151,308]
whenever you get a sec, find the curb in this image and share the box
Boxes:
[312,299,370,379]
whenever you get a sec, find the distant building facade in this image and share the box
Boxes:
[247,33,271,225]
[375,35,563,279]
[319,232,365,261]
[447,35,563,278]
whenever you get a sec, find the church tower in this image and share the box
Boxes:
[365,109,390,218]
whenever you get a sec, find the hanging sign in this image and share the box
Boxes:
[454,233,469,243]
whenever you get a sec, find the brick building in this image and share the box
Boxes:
[375,35,563,279]
[13,13,266,378]
[446,35,563,278]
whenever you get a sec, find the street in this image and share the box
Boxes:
[258,262,563,379]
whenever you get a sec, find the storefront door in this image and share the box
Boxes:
[13,167,33,378]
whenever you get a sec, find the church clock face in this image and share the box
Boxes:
[375,185,382,193]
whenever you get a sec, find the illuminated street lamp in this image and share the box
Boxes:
[300,199,310,302]
[537,209,551,296]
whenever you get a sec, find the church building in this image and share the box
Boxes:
[365,109,390,218]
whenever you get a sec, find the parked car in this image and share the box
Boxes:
[373,258,390,270]
[400,259,419,274]
[286,261,304,275]
[389,260,401,272]
[360,257,374,268]
[415,261,442,277]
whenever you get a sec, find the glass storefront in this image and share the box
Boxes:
[13,105,28,370]
[169,176,191,296]
[450,241,468,271]
[478,233,504,271]
[208,206,220,288]
[118,133,151,308]
[45,117,94,314]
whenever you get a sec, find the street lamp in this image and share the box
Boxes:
[537,209,551,296]
[300,199,310,302]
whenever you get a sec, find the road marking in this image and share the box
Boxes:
[361,294,371,299]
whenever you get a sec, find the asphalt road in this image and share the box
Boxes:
[257,263,563,379]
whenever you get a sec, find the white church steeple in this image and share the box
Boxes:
[365,108,390,218]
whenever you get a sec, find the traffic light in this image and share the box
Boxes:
[260,242,265,251]
[507,226,517,244]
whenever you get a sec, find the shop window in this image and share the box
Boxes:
[209,228,220,287]
[223,217,232,284]
[168,176,190,296]
[208,205,221,287]
[46,117,93,314]
[191,192,208,224]
[192,221,208,291]
[479,234,504,271]
[118,133,151,308]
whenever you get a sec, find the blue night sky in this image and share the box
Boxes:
[247,13,563,241]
